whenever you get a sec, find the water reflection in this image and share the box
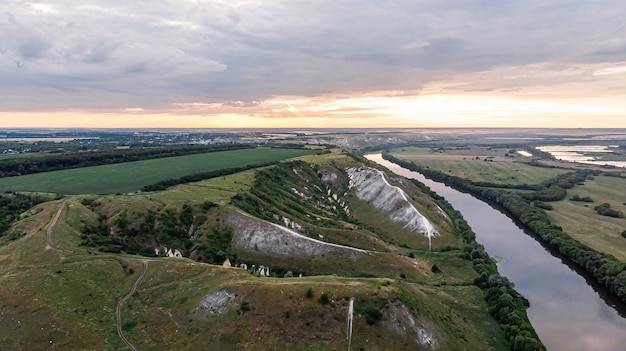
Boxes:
[537,145,626,168]
[367,154,626,351]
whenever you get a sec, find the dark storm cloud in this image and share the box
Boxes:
[0,0,625,111]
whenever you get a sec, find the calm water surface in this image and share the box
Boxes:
[367,154,626,351]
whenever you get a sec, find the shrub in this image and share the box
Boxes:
[431,264,442,273]
[318,293,329,305]
[363,306,383,325]
[239,301,251,312]
[594,203,624,218]
[305,287,314,299]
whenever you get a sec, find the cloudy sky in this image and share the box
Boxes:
[1,0,625,128]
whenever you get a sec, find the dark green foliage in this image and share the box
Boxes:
[196,226,233,264]
[121,320,137,332]
[431,264,441,273]
[622,230,626,239]
[318,293,330,305]
[570,194,594,203]
[362,306,383,325]
[305,287,314,298]
[594,203,624,218]
[533,201,553,210]
[239,301,251,313]
[0,192,53,240]
[79,202,233,263]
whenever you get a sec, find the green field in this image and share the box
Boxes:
[549,175,626,261]
[391,146,568,185]
[0,148,317,194]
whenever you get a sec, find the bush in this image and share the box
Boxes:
[363,306,383,325]
[305,287,314,299]
[239,301,251,312]
[431,264,441,273]
[318,293,329,305]
[594,203,624,218]
[622,230,626,239]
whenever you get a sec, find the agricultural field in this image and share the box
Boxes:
[549,175,626,261]
[0,147,317,194]
[390,146,568,185]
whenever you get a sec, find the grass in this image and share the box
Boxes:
[548,175,626,261]
[391,146,568,185]
[0,147,317,194]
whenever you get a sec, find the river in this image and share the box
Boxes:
[367,154,626,351]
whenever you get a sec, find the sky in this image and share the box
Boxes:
[1,0,626,128]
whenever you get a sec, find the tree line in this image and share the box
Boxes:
[0,192,56,241]
[0,144,254,178]
[398,159,545,351]
[383,152,626,306]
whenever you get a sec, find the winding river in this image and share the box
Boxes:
[367,154,626,351]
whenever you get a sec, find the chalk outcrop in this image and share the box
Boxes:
[346,167,438,248]
[225,211,367,261]
[384,302,440,350]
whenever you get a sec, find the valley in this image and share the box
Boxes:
[3,127,626,350]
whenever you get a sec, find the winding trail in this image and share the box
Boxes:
[45,198,75,255]
[44,197,148,350]
[116,260,148,351]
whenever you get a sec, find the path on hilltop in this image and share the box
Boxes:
[45,197,148,350]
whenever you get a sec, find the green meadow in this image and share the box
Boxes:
[0,148,317,194]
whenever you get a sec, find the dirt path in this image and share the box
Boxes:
[46,197,76,255]
[116,260,148,351]
[44,197,148,350]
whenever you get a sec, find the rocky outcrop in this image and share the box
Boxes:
[346,167,439,249]
[224,211,367,261]
[384,302,440,350]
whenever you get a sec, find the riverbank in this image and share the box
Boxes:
[368,154,545,350]
[382,152,626,306]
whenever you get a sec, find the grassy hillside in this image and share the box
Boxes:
[0,147,317,194]
[0,149,523,350]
